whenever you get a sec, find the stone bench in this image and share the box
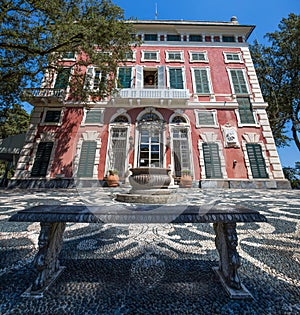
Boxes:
[9,204,267,299]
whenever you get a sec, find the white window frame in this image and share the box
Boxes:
[166,66,186,89]
[141,50,160,62]
[41,107,64,126]
[124,50,136,61]
[191,67,213,95]
[85,66,107,91]
[227,68,250,95]
[223,52,243,63]
[81,108,104,126]
[166,50,184,62]
[194,109,218,128]
[189,51,208,63]
[235,108,260,128]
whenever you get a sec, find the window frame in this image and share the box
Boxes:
[41,108,63,126]
[189,51,208,63]
[167,67,186,89]
[166,50,184,62]
[141,50,160,62]
[117,66,133,89]
[195,109,218,128]
[227,68,250,95]
[224,52,243,63]
[191,67,212,95]
[81,108,104,126]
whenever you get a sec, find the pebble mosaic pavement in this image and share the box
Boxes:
[0,188,299,315]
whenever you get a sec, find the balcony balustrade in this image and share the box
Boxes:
[22,88,66,106]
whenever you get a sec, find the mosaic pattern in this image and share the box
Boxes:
[0,188,299,314]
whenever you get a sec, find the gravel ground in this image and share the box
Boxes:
[0,188,299,315]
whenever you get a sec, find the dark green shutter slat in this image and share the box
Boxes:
[31,142,53,177]
[194,69,210,93]
[198,111,215,125]
[118,68,132,88]
[77,141,97,177]
[203,143,222,178]
[246,144,268,178]
[237,98,255,124]
[54,68,71,89]
[169,68,183,89]
[85,110,103,124]
[230,69,248,94]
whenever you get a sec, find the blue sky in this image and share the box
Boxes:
[113,0,299,167]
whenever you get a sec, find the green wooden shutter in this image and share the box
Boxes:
[169,68,183,89]
[230,69,248,94]
[85,110,103,124]
[246,144,268,178]
[202,143,222,178]
[118,67,132,88]
[54,68,71,89]
[194,69,210,94]
[197,111,215,125]
[31,142,53,177]
[77,141,97,177]
[237,97,255,124]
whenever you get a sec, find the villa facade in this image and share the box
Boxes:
[12,18,290,189]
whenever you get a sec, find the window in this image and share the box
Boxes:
[237,97,255,124]
[202,143,222,178]
[224,52,242,63]
[112,115,129,123]
[31,142,53,177]
[171,116,187,124]
[77,141,97,178]
[189,35,202,42]
[229,69,248,94]
[142,51,160,62]
[62,52,75,59]
[43,110,61,123]
[190,52,207,62]
[85,67,107,91]
[192,68,211,94]
[84,109,104,125]
[144,34,158,41]
[54,68,71,89]
[166,51,183,62]
[108,127,128,178]
[223,35,235,42]
[167,34,181,41]
[172,127,191,177]
[195,110,217,127]
[124,51,136,61]
[168,68,184,89]
[118,67,132,88]
[246,144,268,178]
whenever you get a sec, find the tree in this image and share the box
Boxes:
[0,0,136,108]
[0,104,30,138]
[250,13,300,150]
[283,162,300,189]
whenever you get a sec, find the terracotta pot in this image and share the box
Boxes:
[179,174,192,188]
[107,174,119,187]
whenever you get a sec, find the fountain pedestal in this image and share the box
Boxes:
[116,167,177,204]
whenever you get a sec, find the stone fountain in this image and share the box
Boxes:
[116,167,178,204]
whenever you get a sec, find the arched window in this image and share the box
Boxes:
[171,115,187,124]
[112,115,129,123]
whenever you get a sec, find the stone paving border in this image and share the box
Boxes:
[0,188,299,314]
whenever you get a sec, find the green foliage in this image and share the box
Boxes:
[250,13,300,150]
[0,0,137,107]
[0,104,30,138]
[283,162,300,189]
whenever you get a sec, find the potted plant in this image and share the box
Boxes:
[107,169,119,187]
[179,170,192,188]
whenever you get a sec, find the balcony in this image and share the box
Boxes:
[22,88,66,106]
[111,88,191,106]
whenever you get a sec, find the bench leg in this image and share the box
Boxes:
[213,222,241,289]
[29,222,66,295]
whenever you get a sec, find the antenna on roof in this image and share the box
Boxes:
[155,3,158,20]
